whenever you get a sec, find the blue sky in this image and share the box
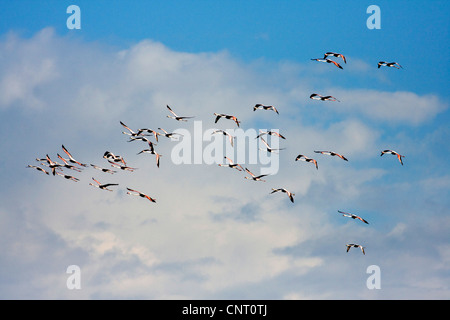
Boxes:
[2,0,448,96]
[0,1,449,299]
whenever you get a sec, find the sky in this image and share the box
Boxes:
[0,0,449,300]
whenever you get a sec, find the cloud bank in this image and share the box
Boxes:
[0,28,449,299]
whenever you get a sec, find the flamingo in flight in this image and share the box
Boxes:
[270,188,295,203]
[38,159,63,175]
[120,121,150,138]
[380,149,405,165]
[127,135,156,146]
[57,154,83,172]
[310,93,340,102]
[253,104,279,114]
[126,188,156,203]
[166,105,194,122]
[137,147,162,168]
[378,61,403,69]
[244,168,268,182]
[218,156,243,171]
[61,145,88,167]
[338,210,369,224]
[27,165,49,175]
[346,244,366,255]
[103,151,126,165]
[260,137,285,153]
[55,172,80,182]
[90,164,117,174]
[311,58,343,69]
[89,177,119,191]
[158,127,183,139]
[128,136,158,155]
[323,52,346,64]
[256,131,286,140]
[214,113,241,127]
[212,130,235,147]
[295,154,318,170]
[137,128,162,142]
[314,150,348,161]
[108,160,137,172]
[120,121,143,137]
[45,154,63,176]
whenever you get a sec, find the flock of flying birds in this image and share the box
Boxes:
[310,52,405,255]
[27,51,405,256]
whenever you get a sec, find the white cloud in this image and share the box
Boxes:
[387,222,407,239]
[0,28,59,109]
[1,28,449,299]
[325,88,447,125]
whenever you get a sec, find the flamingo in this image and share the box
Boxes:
[103,151,126,165]
[338,210,369,224]
[61,145,88,167]
[323,52,346,64]
[128,136,157,155]
[126,188,156,203]
[137,128,162,142]
[380,149,405,165]
[90,164,117,174]
[38,159,63,175]
[256,131,286,140]
[45,154,63,176]
[213,113,241,127]
[137,148,162,168]
[89,177,119,191]
[253,104,279,114]
[314,150,348,161]
[311,58,343,69]
[218,156,243,171]
[158,127,183,139]
[378,61,403,69]
[212,130,235,147]
[166,105,194,122]
[310,93,340,102]
[27,165,49,175]
[270,188,295,203]
[55,172,80,182]
[346,244,366,255]
[57,154,83,172]
[108,161,137,172]
[244,168,268,182]
[120,121,148,137]
[127,135,155,145]
[260,137,285,153]
[295,154,318,170]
